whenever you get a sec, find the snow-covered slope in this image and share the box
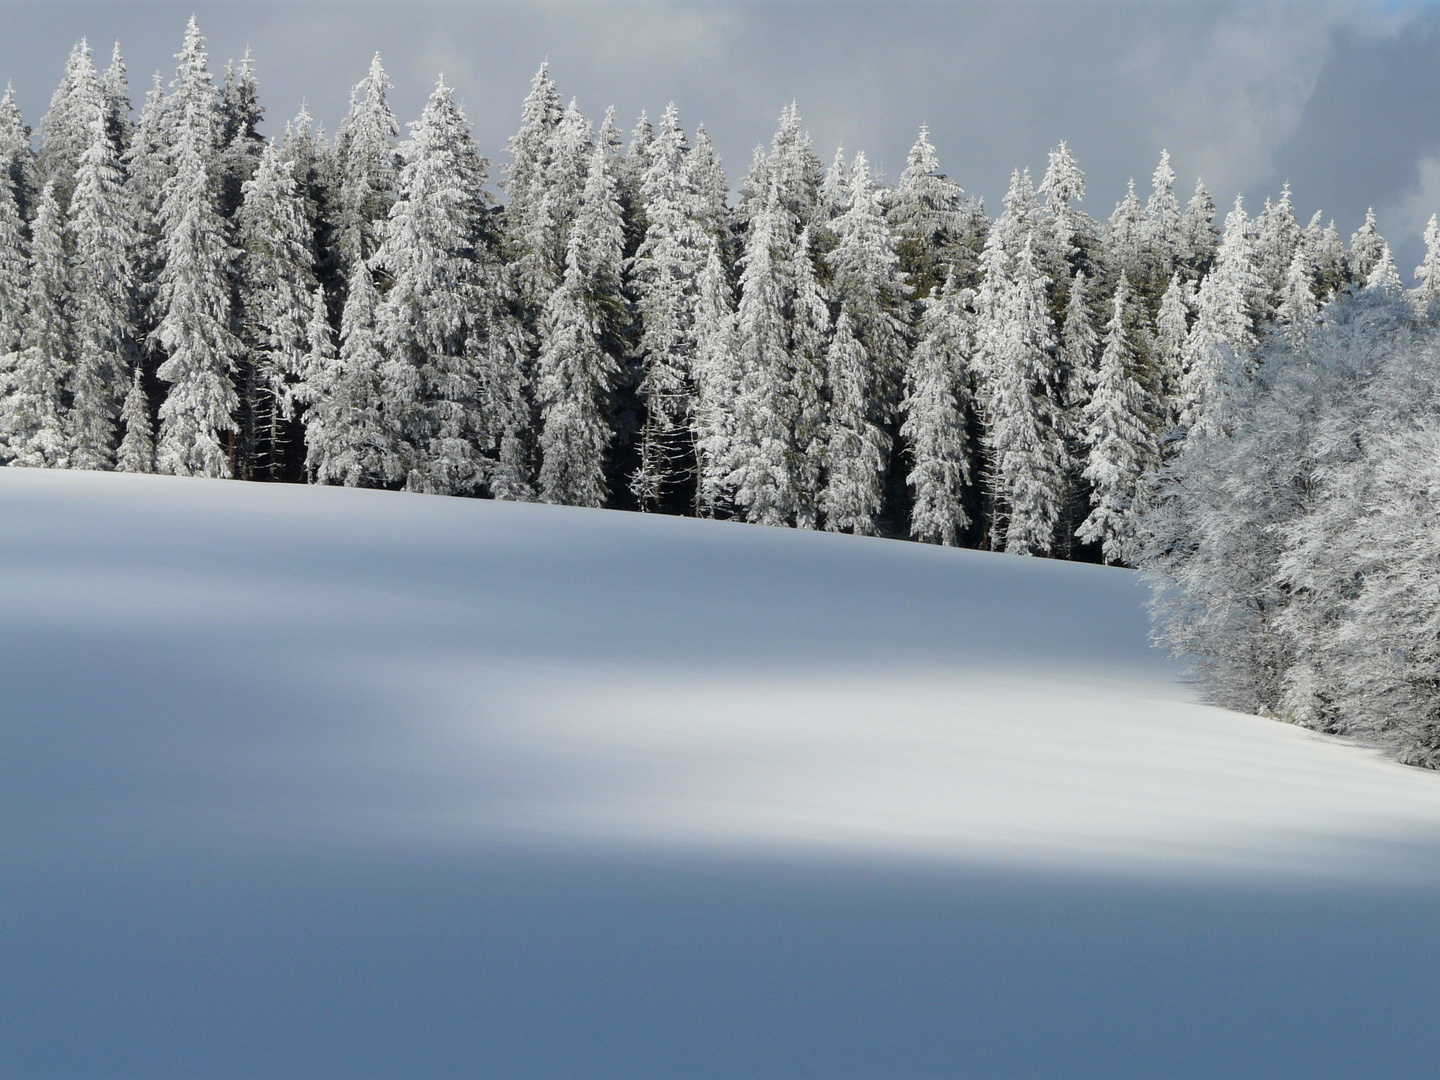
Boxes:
[5,469,1440,1079]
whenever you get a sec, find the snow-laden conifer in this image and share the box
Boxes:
[985,235,1067,555]
[168,18,219,158]
[37,39,103,210]
[1141,150,1182,284]
[1415,213,1440,310]
[819,150,909,533]
[1254,184,1299,308]
[503,63,564,309]
[890,126,968,300]
[68,113,137,469]
[1181,196,1264,433]
[824,151,909,424]
[787,227,830,529]
[1056,267,1099,428]
[1365,242,1402,296]
[335,54,400,274]
[376,78,523,497]
[0,104,26,358]
[1154,271,1192,424]
[1039,141,1086,273]
[0,83,34,220]
[115,367,154,473]
[1077,272,1157,564]
[1309,217,1348,299]
[729,180,797,526]
[817,145,847,222]
[153,89,239,479]
[218,51,264,219]
[1348,208,1385,287]
[237,139,317,477]
[1179,177,1219,276]
[1276,246,1319,344]
[99,43,132,156]
[692,241,740,517]
[2,182,70,466]
[690,124,730,242]
[903,269,973,546]
[537,143,625,507]
[821,311,888,534]
[1106,178,1145,282]
[989,167,1041,260]
[281,105,340,288]
[767,101,822,228]
[628,103,709,509]
[305,258,394,486]
[617,110,654,256]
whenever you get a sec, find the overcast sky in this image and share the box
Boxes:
[2,1,1438,271]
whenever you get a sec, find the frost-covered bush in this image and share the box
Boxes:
[1139,293,1440,764]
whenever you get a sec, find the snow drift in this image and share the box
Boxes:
[4,468,1440,1079]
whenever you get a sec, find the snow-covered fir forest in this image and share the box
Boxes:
[5,20,1440,762]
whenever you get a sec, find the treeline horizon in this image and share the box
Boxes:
[2,16,1436,566]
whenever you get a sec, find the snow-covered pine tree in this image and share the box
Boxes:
[537,142,625,507]
[503,63,564,310]
[690,124,730,244]
[217,50,265,220]
[1106,178,1146,284]
[168,18,220,159]
[304,257,394,486]
[0,83,34,221]
[628,102,709,510]
[299,284,333,409]
[729,179,798,527]
[1181,195,1264,433]
[821,311,888,534]
[787,226,830,529]
[1415,213,1440,312]
[123,71,168,398]
[1365,242,1402,296]
[1308,216,1349,300]
[1038,141,1086,276]
[281,105,341,298]
[1,181,70,467]
[334,53,400,275]
[1077,272,1158,564]
[1140,150,1183,291]
[0,95,27,359]
[152,82,240,479]
[37,39,102,211]
[617,110,654,258]
[692,240,740,517]
[1154,271,1192,426]
[1254,184,1300,311]
[375,78,496,496]
[902,269,973,546]
[236,138,317,478]
[68,112,137,469]
[1348,207,1385,287]
[1276,246,1319,344]
[889,125,969,301]
[115,365,154,472]
[541,99,597,273]
[99,43,132,157]
[768,101,823,230]
[985,234,1067,555]
[821,151,908,534]
[989,167,1042,261]
[817,144,848,222]
[1178,177,1219,277]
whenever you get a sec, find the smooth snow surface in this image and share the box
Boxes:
[5,469,1440,1079]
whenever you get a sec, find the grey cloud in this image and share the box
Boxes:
[0,1,1435,269]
